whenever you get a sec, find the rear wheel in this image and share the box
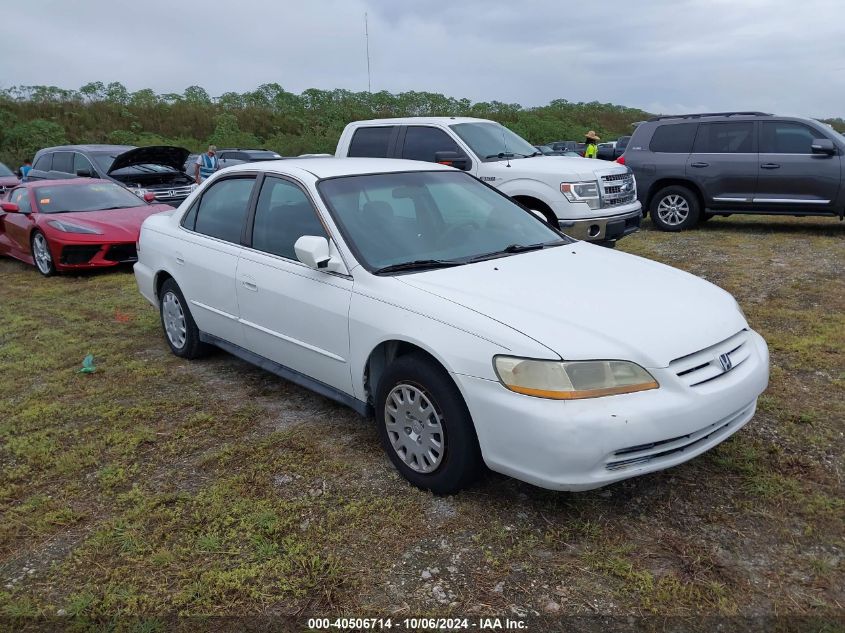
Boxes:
[158,279,209,359]
[650,185,700,231]
[376,353,482,495]
[31,231,56,277]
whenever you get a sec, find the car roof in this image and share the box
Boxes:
[37,145,136,154]
[348,116,491,126]
[224,157,455,179]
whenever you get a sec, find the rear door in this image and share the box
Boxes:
[687,121,758,209]
[176,174,258,346]
[756,120,841,213]
[47,152,76,180]
[235,175,353,393]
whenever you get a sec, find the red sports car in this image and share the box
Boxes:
[0,179,173,276]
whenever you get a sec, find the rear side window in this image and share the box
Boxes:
[52,152,73,173]
[760,121,821,154]
[693,122,755,154]
[348,127,393,158]
[251,177,327,260]
[193,177,255,243]
[401,126,460,162]
[649,123,698,153]
[33,154,52,171]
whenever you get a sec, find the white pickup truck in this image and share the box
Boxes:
[335,117,642,244]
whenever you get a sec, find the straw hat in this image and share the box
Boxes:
[585,130,601,141]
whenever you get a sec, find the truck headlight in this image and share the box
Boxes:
[494,356,658,400]
[560,181,600,210]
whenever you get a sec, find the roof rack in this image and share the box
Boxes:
[647,112,772,122]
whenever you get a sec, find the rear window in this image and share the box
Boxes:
[348,127,393,158]
[693,122,755,154]
[649,123,698,153]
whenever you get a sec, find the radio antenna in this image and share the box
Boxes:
[502,125,511,168]
[365,13,372,93]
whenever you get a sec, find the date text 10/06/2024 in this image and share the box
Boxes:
[307,617,527,630]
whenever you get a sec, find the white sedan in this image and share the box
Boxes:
[134,158,769,494]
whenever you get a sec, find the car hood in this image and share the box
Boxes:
[107,146,191,174]
[488,155,627,180]
[396,242,746,368]
[41,204,173,239]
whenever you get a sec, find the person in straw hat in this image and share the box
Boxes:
[583,130,600,158]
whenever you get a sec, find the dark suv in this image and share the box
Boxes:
[624,112,845,231]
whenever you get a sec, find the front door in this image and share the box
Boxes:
[686,121,758,210]
[0,188,36,261]
[235,175,353,394]
[756,120,841,213]
[175,175,257,346]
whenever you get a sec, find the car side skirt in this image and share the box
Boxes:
[198,332,373,418]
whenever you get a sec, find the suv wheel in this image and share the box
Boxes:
[158,279,209,359]
[376,353,482,495]
[650,186,700,231]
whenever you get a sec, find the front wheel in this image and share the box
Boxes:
[650,186,701,231]
[376,353,482,495]
[31,231,56,276]
[158,279,209,359]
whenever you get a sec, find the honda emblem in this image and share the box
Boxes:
[718,353,732,372]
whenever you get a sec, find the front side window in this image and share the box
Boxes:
[251,177,327,260]
[318,170,567,271]
[51,152,73,174]
[348,127,394,158]
[193,177,255,243]
[73,153,96,176]
[649,123,698,153]
[693,122,755,154]
[760,121,822,154]
[402,127,461,162]
[33,182,147,213]
[11,188,31,213]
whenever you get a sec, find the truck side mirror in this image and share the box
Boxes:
[76,169,94,177]
[811,139,836,155]
[434,151,471,171]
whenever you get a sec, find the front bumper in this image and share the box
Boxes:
[453,330,769,491]
[558,204,642,242]
[49,237,138,270]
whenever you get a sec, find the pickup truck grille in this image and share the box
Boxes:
[669,330,750,388]
[600,173,636,208]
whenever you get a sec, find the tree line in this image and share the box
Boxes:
[1,82,842,168]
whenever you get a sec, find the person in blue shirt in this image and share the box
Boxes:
[194,146,219,184]
[19,159,32,182]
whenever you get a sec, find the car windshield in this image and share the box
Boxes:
[34,182,146,213]
[247,151,282,160]
[318,170,569,272]
[92,154,176,174]
[0,163,14,177]
[450,122,538,161]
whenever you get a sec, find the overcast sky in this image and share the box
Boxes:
[2,0,844,117]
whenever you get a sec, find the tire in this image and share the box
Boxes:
[30,230,56,277]
[649,185,701,231]
[158,278,209,359]
[375,353,482,495]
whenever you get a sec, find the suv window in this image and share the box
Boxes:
[402,126,460,162]
[33,154,52,171]
[251,177,327,260]
[193,177,255,243]
[649,123,698,153]
[73,153,96,176]
[10,188,31,213]
[348,127,393,158]
[760,121,821,154]
[693,122,755,154]
[52,152,73,173]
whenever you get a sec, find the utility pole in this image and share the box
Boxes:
[365,12,372,93]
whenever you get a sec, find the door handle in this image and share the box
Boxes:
[690,162,709,168]
[761,163,780,169]
[175,252,185,265]
[241,279,258,291]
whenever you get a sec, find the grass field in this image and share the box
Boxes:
[0,215,843,628]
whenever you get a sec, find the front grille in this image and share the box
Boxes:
[600,172,636,208]
[605,402,754,471]
[669,330,750,388]
[152,185,193,203]
[61,245,101,265]
[0,186,7,196]
[104,243,137,262]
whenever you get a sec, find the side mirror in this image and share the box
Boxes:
[1,202,21,213]
[294,235,345,273]
[434,151,472,171]
[811,139,836,155]
[143,192,157,203]
[76,169,94,177]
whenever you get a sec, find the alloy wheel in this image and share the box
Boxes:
[656,194,690,226]
[384,383,445,473]
[162,291,187,349]
[32,233,53,274]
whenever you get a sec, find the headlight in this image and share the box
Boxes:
[560,181,600,210]
[494,356,658,400]
[130,188,148,198]
[47,220,103,234]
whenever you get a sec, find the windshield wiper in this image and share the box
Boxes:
[374,259,464,274]
[485,152,532,159]
[465,241,564,263]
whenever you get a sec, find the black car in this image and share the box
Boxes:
[29,145,195,206]
[533,144,562,156]
[624,112,845,231]
[597,136,630,161]
[548,140,586,155]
